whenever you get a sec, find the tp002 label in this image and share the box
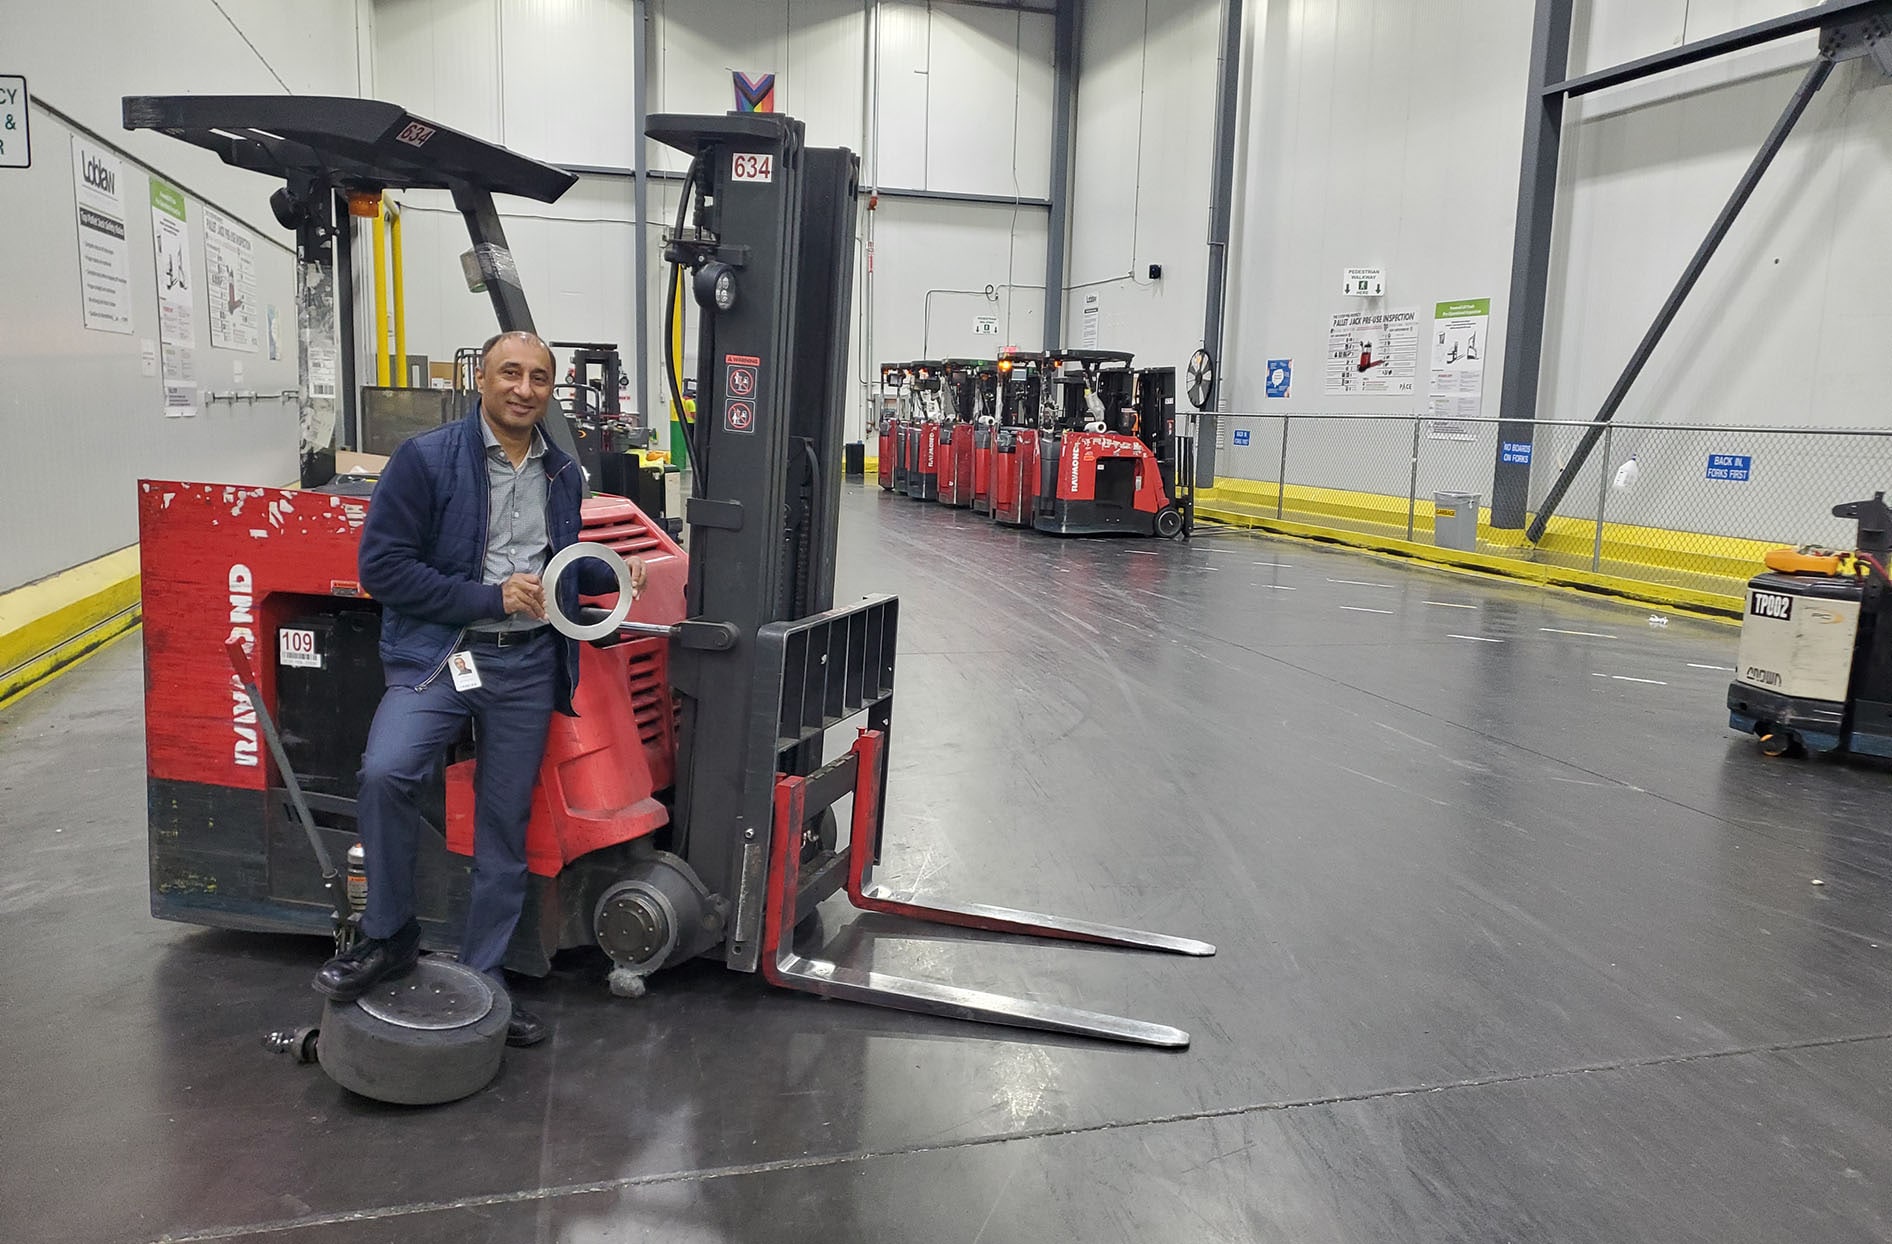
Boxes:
[1749,590,1792,621]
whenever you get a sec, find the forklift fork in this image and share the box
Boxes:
[759,728,1213,1049]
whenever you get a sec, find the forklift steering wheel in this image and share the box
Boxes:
[543,542,638,641]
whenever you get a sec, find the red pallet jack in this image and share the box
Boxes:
[128,97,1212,1080]
[937,359,994,509]
[975,353,1036,516]
[876,361,905,492]
[903,360,945,501]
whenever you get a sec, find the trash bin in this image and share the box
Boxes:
[844,442,865,478]
[1432,491,1480,551]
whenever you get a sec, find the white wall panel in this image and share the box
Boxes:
[374,0,1053,458]
[1542,56,1887,436]
[924,5,1054,198]
[872,198,1049,359]
[14,0,367,240]
[1220,0,1535,426]
[647,0,867,171]
[1064,0,1219,371]
[374,0,505,145]
[389,178,642,378]
[630,187,1047,448]
[498,0,639,167]
[786,0,871,158]
[873,1,934,188]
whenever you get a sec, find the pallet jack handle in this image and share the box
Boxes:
[225,641,346,917]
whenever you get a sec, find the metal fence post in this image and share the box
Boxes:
[1591,423,1613,570]
[1407,416,1421,541]
[1277,416,1290,519]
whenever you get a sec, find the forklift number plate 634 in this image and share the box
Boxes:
[732,153,774,182]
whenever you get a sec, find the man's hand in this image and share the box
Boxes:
[501,573,547,620]
[627,556,649,598]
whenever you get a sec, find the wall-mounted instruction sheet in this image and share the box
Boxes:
[1426,298,1489,438]
[204,207,259,352]
[150,177,196,417]
[71,137,133,333]
[1326,307,1418,395]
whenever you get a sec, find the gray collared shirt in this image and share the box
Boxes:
[470,416,551,633]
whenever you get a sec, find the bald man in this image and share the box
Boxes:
[315,331,647,1048]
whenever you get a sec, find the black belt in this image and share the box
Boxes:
[462,627,550,649]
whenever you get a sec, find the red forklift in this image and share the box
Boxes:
[992,352,1056,528]
[875,361,906,492]
[978,352,1036,518]
[128,98,1210,1099]
[901,360,945,500]
[1033,350,1192,538]
[937,358,993,508]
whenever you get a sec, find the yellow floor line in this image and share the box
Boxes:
[1194,504,1743,625]
[0,614,143,712]
[0,546,144,710]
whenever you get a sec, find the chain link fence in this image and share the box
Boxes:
[1203,413,1892,605]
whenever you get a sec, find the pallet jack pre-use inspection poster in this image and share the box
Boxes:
[1326,307,1418,395]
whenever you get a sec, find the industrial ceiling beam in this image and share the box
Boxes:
[1547,0,1892,98]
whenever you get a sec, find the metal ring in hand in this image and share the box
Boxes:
[542,542,635,641]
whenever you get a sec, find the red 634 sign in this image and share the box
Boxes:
[731,153,774,183]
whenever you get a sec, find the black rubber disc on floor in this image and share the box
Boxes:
[317,958,511,1106]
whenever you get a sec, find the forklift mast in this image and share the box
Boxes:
[997,352,1043,428]
[940,359,993,423]
[648,114,860,970]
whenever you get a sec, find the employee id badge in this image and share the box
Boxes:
[448,650,483,692]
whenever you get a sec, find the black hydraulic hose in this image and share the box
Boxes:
[663,158,702,496]
[793,440,821,617]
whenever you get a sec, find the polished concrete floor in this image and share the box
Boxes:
[5,481,1892,1243]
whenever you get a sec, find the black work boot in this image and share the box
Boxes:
[312,920,421,1002]
[484,971,548,1048]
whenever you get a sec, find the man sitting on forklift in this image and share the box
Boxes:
[311,331,648,1048]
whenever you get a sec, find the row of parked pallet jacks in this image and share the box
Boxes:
[877,350,1194,539]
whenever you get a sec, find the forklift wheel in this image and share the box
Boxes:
[1154,507,1184,539]
[317,959,511,1106]
[1758,730,1804,759]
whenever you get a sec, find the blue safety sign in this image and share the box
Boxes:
[1265,360,1291,399]
[1706,453,1751,481]
[1501,441,1532,465]
[1233,429,1251,447]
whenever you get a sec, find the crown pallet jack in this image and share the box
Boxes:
[1728,493,1892,759]
[129,98,1212,1102]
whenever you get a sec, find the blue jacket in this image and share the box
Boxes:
[358,407,611,714]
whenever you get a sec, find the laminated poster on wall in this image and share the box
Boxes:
[71,136,134,334]
[1426,298,1489,440]
[150,177,196,417]
[204,207,259,353]
[1326,307,1418,395]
